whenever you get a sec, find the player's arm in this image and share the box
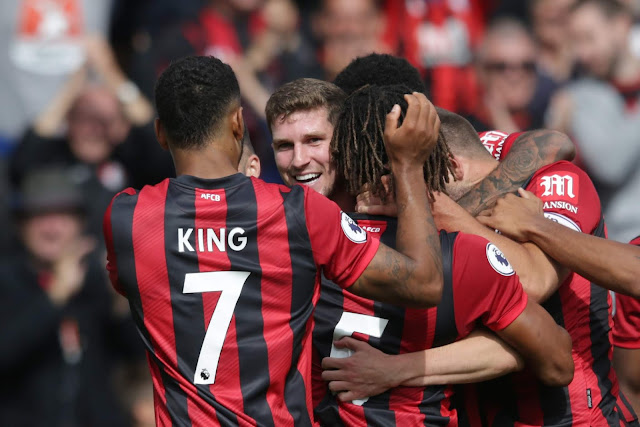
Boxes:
[614,348,640,413]
[457,130,575,216]
[348,94,444,308]
[433,193,568,302]
[321,329,524,401]
[494,298,574,386]
[478,189,640,297]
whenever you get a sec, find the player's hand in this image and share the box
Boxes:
[48,236,96,306]
[431,192,482,234]
[356,176,399,216]
[321,337,402,402]
[477,189,544,242]
[383,92,440,169]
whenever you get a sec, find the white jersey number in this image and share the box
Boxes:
[331,312,389,405]
[183,271,250,385]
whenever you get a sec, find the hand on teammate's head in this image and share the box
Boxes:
[383,92,440,168]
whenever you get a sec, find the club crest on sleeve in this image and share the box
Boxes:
[486,243,515,276]
[543,212,582,232]
[340,212,367,244]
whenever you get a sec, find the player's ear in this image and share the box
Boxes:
[231,106,245,144]
[155,118,169,151]
[244,154,261,178]
[448,154,465,181]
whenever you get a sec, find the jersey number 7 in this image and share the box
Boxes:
[183,271,250,385]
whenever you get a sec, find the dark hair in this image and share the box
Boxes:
[334,53,427,95]
[570,0,630,18]
[332,84,452,200]
[154,56,241,149]
[265,78,346,133]
[436,107,493,159]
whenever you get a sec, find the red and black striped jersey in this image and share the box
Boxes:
[312,214,528,426]
[477,161,637,426]
[612,236,640,350]
[103,174,381,427]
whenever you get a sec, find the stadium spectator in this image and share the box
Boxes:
[313,0,390,80]
[383,0,485,113]
[0,168,131,427]
[0,0,115,144]
[547,0,640,243]
[10,35,170,239]
[530,0,577,83]
[467,18,558,134]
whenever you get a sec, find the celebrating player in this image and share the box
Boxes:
[103,56,446,426]
[347,105,637,425]
[267,78,574,425]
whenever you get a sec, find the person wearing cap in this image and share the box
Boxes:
[0,168,133,427]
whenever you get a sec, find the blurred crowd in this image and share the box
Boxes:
[1,0,639,425]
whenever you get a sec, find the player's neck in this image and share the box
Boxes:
[172,146,239,179]
[329,186,356,212]
[469,158,500,188]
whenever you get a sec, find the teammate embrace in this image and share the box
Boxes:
[104,53,640,426]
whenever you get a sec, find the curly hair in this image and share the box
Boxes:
[155,56,240,150]
[332,84,452,201]
[334,53,427,95]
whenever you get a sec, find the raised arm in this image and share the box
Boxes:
[457,130,575,216]
[478,189,640,297]
[349,93,443,308]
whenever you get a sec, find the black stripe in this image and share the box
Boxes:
[480,376,517,427]
[163,183,204,427]
[355,216,400,427]
[225,181,274,426]
[590,217,618,426]
[433,231,459,347]
[281,187,317,427]
[619,391,639,423]
[538,293,573,426]
[416,232,458,426]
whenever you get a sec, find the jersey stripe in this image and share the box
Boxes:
[279,186,318,427]
[224,181,274,426]
[110,190,176,424]
[132,181,191,424]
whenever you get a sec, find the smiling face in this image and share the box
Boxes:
[271,107,337,196]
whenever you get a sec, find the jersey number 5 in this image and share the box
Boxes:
[183,271,250,385]
[331,312,389,405]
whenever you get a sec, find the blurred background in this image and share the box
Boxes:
[1,0,639,425]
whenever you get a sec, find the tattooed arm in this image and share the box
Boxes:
[457,130,575,216]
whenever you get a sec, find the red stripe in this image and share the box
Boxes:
[559,275,596,425]
[253,181,297,425]
[132,181,186,420]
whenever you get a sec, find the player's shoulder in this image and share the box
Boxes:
[531,160,588,178]
[452,232,516,278]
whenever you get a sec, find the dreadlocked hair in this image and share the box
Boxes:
[332,84,452,201]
